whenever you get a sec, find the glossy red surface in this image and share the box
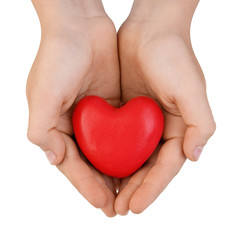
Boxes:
[72,96,164,178]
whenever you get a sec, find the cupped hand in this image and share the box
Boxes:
[115,14,216,214]
[26,4,120,217]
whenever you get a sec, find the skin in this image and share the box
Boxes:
[27,0,120,217]
[26,0,216,217]
[114,0,216,214]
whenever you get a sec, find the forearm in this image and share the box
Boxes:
[130,0,199,33]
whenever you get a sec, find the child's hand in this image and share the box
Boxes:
[26,0,120,217]
[115,0,216,214]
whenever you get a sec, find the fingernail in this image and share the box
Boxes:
[45,151,56,164]
[193,146,204,161]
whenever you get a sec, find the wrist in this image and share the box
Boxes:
[32,0,106,34]
[129,0,199,34]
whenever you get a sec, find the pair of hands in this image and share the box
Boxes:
[26,0,215,217]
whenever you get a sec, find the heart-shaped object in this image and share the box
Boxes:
[72,96,164,178]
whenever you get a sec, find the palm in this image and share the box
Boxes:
[54,17,120,138]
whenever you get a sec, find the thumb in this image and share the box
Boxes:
[27,88,65,165]
[177,85,216,161]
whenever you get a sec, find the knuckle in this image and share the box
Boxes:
[27,129,43,145]
[207,121,216,136]
[201,120,216,139]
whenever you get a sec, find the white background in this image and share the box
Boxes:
[0,0,239,239]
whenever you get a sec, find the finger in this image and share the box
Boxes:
[115,178,140,216]
[57,134,108,209]
[90,166,117,217]
[129,138,185,214]
[27,86,65,165]
[100,176,117,217]
[114,146,159,216]
[177,83,216,161]
[113,177,132,215]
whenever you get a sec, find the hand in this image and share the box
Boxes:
[26,0,120,217]
[115,0,216,214]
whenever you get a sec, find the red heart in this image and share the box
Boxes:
[72,96,164,178]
